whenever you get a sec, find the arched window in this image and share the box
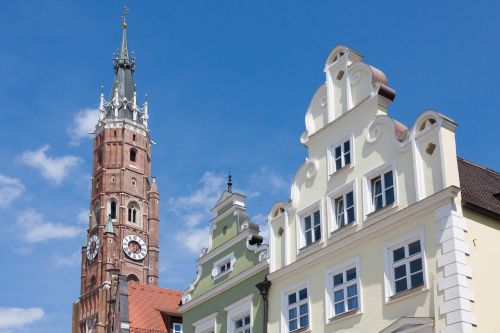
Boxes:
[130,149,137,162]
[93,203,100,227]
[96,149,102,166]
[110,201,117,220]
[132,134,136,141]
[127,202,140,224]
[127,274,139,284]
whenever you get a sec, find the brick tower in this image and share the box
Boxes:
[72,14,159,333]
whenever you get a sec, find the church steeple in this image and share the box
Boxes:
[99,7,148,127]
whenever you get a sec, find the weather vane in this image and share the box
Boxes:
[121,7,129,29]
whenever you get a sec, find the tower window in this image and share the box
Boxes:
[130,149,137,162]
[96,149,102,166]
[110,201,117,220]
[127,202,139,224]
[131,178,137,187]
[114,130,117,138]
[132,134,136,141]
[127,274,139,284]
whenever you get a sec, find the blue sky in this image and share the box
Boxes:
[0,0,499,332]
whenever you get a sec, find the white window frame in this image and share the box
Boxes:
[363,162,398,219]
[324,257,362,321]
[193,312,217,333]
[212,252,236,279]
[296,200,323,250]
[327,181,357,234]
[328,136,354,175]
[172,322,182,333]
[383,228,428,302]
[225,294,253,333]
[281,281,311,333]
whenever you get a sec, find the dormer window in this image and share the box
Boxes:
[212,252,235,279]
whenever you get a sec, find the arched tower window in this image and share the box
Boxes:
[89,276,96,290]
[93,203,100,227]
[130,148,137,162]
[127,274,139,284]
[127,202,140,224]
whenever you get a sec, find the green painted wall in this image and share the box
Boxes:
[211,212,239,249]
[192,238,256,298]
[183,268,268,333]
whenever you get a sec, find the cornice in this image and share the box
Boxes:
[269,186,460,283]
[179,260,268,313]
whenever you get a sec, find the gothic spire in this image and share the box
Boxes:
[100,7,148,127]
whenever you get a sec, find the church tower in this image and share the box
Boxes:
[72,13,159,333]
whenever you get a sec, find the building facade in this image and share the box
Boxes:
[266,45,499,333]
[180,184,270,333]
[72,18,162,333]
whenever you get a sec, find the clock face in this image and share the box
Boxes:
[86,235,100,261]
[122,235,147,260]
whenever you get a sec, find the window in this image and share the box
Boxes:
[389,239,424,295]
[286,288,309,332]
[172,323,182,333]
[370,170,395,211]
[234,315,250,333]
[225,294,253,333]
[212,252,235,279]
[193,313,217,333]
[132,134,136,141]
[130,148,137,162]
[334,191,355,229]
[301,210,321,247]
[110,201,117,220]
[127,202,139,224]
[330,267,359,316]
[331,139,351,173]
[127,274,139,283]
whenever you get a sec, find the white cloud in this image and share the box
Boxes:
[53,251,81,267]
[251,212,270,243]
[0,307,44,330]
[175,227,210,254]
[19,145,82,185]
[0,175,25,208]
[77,209,89,226]
[169,172,226,254]
[248,167,289,194]
[67,108,99,146]
[16,209,80,243]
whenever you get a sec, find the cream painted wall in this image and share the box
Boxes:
[268,209,446,333]
[464,208,500,333]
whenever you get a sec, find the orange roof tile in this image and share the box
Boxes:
[128,284,182,332]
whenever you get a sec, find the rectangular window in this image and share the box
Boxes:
[234,315,250,333]
[334,191,355,229]
[220,261,231,273]
[370,170,395,211]
[286,288,309,332]
[331,267,359,316]
[303,210,321,247]
[172,323,182,333]
[332,139,351,172]
[390,239,424,295]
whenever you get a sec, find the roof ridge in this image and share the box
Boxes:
[129,284,182,294]
[458,157,500,177]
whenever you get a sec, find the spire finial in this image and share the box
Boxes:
[227,172,233,193]
[121,7,129,29]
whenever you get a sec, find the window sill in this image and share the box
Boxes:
[386,284,427,304]
[329,163,353,179]
[365,203,397,223]
[297,240,322,258]
[213,269,233,280]
[290,327,311,333]
[327,309,362,324]
[330,222,357,239]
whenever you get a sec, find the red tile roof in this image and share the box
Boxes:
[458,157,500,219]
[128,284,182,332]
